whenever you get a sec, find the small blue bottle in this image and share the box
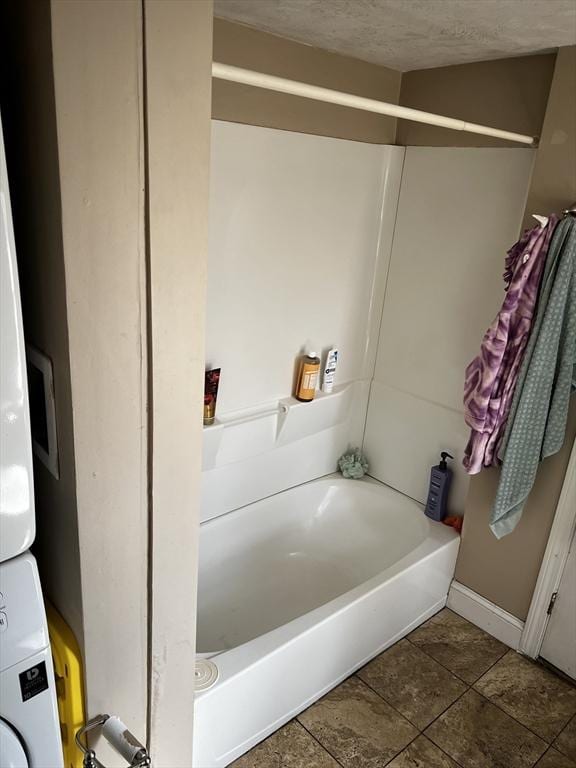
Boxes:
[425,452,453,522]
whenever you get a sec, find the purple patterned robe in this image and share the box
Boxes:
[463,216,559,474]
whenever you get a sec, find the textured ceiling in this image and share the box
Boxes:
[214,0,576,71]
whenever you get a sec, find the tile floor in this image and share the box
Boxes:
[231,609,576,768]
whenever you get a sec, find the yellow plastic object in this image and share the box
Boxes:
[47,602,85,768]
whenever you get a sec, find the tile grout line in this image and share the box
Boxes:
[295,647,555,768]
[401,629,572,762]
[328,614,511,765]
[253,612,573,768]
[349,629,485,729]
[552,741,576,764]
[384,729,468,768]
[411,640,562,764]
[297,714,419,768]
[417,685,472,763]
[352,673,432,731]
[293,718,347,768]
[295,671,454,768]
[479,660,576,744]
[298,666,469,767]
[446,644,576,749]
[350,618,536,766]
[404,628,508,685]
[405,642,555,751]
[297,677,469,768]
[470,684,573,749]
[553,714,576,761]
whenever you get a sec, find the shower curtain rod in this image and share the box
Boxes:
[212,62,537,146]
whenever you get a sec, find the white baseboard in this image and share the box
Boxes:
[447,581,524,650]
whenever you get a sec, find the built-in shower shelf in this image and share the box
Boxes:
[202,382,359,471]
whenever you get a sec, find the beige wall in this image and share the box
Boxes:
[457,405,576,620]
[212,18,400,143]
[50,0,149,759]
[522,46,576,223]
[4,1,214,762]
[213,23,555,150]
[398,53,555,147]
[455,47,576,621]
[145,1,213,763]
[1,0,84,645]
[3,0,149,758]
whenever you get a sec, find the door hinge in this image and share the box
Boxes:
[547,591,558,615]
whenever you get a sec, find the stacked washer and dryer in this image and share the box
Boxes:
[0,119,64,767]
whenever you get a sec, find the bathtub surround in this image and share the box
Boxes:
[364,146,534,513]
[201,380,370,521]
[205,124,535,523]
[206,122,403,414]
[203,122,404,521]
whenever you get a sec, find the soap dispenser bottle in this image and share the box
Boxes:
[295,350,321,402]
[425,451,453,522]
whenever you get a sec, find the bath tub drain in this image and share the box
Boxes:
[195,659,219,691]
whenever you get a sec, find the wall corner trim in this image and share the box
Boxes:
[519,438,576,659]
[447,580,525,650]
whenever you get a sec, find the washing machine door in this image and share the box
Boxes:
[0,720,28,768]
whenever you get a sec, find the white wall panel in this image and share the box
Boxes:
[366,381,472,511]
[207,121,404,414]
[365,147,535,512]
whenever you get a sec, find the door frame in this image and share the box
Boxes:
[520,437,576,658]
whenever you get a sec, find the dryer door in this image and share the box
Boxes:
[0,118,35,563]
[0,720,28,768]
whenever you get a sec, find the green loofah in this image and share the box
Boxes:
[338,448,369,479]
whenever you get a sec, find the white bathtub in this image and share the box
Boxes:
[193,475,459,767]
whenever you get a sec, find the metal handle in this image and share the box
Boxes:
[76,715,151,768]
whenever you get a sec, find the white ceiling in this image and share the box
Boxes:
[214,0,576,71]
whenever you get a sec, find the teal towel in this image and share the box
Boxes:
[492,217,576,538]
